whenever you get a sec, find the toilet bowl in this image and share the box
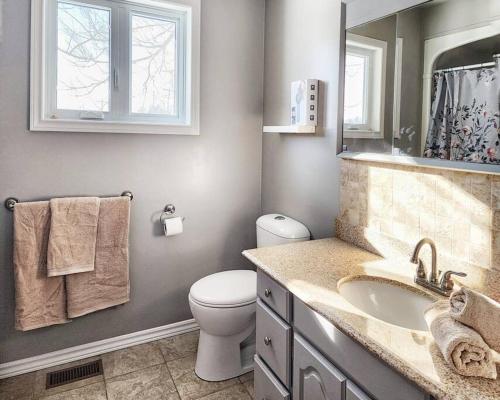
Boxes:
[189,270,257,381]
[189,214,310,381]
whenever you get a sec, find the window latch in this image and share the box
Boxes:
[114,69,119,89]
[80,111,105,120]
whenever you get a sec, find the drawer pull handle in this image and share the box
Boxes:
[264,336,272,346]
[264,289,272,298]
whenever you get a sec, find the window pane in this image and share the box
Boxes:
[57,1,110,112]
[344,53,367,125]
[131,14,177,116]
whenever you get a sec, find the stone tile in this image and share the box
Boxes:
[41,382,107,400]
[470,244,491,269]
[34,357,103,398]
[196,385,251,400]
[492,230,500,271]
[0,372,35,400]
[167,355,238,400]
[157,331,200,362]
[492,176,500,209]
[241,379,254,399]
[493,210,500,231]
[470,174,492,205]
[106,364,179,400]
[102,342,164,379]
[237,372,253,384]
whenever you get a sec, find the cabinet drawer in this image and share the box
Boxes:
[254,355,290,400]
[346,381,373,400]
[257,269,291,322]
[293,333,346,400]
[256,299,292,388]
[293,297,430,400]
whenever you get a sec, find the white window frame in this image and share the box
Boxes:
[344,33,387,139]
[30,0,200,135]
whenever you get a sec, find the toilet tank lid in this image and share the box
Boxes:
[257,214,310,240]
[190,270,257,307]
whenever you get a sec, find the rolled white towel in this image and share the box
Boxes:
[450,287,500,353]
[424,301,497,380]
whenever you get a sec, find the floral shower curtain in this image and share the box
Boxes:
[423,67,500,164]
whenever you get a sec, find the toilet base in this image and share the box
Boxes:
[194,325,255,381]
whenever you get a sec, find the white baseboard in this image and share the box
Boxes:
[0,319,199,379]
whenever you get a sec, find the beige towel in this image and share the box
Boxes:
[47,197,100,277]
[450,287,500,353]
[66,197,130,318]
[13,202,69,331]
[424,301,497,379]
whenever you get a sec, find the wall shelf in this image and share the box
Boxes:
[263,125,316,134]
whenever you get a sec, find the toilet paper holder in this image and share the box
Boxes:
[160,204,185,223]
[160,204,185,237]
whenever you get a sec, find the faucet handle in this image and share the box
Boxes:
[440,270,467,292]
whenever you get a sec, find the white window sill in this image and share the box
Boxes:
[30,118,200,136]
[343,130,383,139]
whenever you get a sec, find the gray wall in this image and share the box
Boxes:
[422,0,500,40]
[0,0,265,363]
[396,7,423,156]
[261,0,344,240]
[346,0,424,29]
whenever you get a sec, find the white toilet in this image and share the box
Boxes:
[189,214,310,381]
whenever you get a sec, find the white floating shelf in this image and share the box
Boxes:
[263,125,316,134]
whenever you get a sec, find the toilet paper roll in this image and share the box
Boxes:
[163,216,184,237]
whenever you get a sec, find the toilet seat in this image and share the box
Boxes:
[189,270,256,308]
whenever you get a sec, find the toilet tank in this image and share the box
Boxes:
[256,214,310,248]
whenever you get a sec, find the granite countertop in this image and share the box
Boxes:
[243,238,500,400]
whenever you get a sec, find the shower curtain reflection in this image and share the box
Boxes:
[423,65,500,164]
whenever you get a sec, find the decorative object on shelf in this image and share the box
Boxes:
[291,79,318,126]
[263,79,320,134]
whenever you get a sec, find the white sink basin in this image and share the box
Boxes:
[337,276,435,331]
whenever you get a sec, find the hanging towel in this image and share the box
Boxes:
[424,301,497,379]
[47,197,100,277]
[449,287,500,353]
[66,197,130,318]
[13,202,69,331]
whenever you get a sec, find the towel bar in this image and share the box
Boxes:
[4,191,134,212]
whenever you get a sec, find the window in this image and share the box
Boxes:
[344,52,368,126]
[31,0,200,135]
[344,33,387,139]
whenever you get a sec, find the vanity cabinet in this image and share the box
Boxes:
[257,270,292,322]
[293,334,347,400]
[293,297,430,400]
[256,299,292,387]
[254,270,432,400]
[254,354,290,400]
[346,382,373,400]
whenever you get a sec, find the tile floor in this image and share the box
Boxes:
[0,331,255,400]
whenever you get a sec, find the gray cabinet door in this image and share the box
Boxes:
[293,297,431,400]
[346,381,372,400]
[256,299,292,388]
[254,355,290,400]
[293,334,346,400]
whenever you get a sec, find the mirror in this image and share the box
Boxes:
[342,0,500,166]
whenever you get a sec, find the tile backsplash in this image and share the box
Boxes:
[338,159,500,272]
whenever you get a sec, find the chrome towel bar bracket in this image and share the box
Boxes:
[4,191,134,212]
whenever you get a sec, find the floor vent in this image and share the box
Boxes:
[46,359,103,389]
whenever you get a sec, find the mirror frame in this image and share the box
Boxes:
[337,0,500,175]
